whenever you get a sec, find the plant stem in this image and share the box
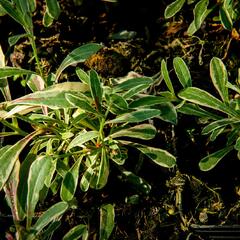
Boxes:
[29,36,44,80]
[1,119,28,136]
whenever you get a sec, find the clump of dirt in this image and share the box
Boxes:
[84,47,130,77]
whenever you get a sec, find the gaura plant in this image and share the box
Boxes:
[0,70,177,193]
[158,55,193,109]
[0,43,103,239]
[0,44,177,238]
[164,0,240,35]
[0,1,176,238]
[0,1,119,237]
[177,57,240,171]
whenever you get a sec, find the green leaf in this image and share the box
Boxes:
[210,57,229,103]
[27,74,45,92]
[55,43,102,81]
[14,0,32,14]
[0,67,35,78]
[66,93,96,114]
[72,113,99,131]
[194,0,209,29]
[223,0,236,20]
[161,59,174,94]
[62,132,78,141]
[199,146,233,171]
[173,57,192,88]
[164,0,185,19]
[100,204,115,240]
[136,145,176,168]
[0,45,5,68]
[178,103,221,120]
[31,202,68,233]
[63,224,88,240]
[0,82,11,100]
[50,175,62,195]
[46,72,56,86]
[187,0,210,35]
[43,10,54,27]
[92,148,109,189]
[0,45,10,100]
[89,69,103,111]
[17,150,37,220]
[8,33,28,47]
[0,0,25,28]
[178,87,238,117]
[4,159,20,221]
[129,96,168,108]
[60,157,83,202]
[231,99,240,112]
[0,4,7,16]
[202,118,239,135]
[26,155,52,227]
[226,82,240,95]
[234,137,240,151]
[108,93,128,110]
[2,105,40,119]
[187,21,197,36]
[220,6,233,30]
[0,146,10,188]
[121,141,176,168]
[159,91,176,101]
[46,0,61,19]
[158,102,178,125]
[11,82,89,109]
[0,131,40,191]
[223,0,234,10]
[122,84,150,99]
[28,0,36,12]
[56,159,69,178]
[80,165,94,192]
[120,170,151,195]
[44,158,56,187]
[110,124,156,140]
[67,131,99,151]
[41,221,61,239]
[107,109,161,124]
[108,142,127,165]
[113,77,153,92]
[210,127,225,142]
[76,67,90,84]
[11,0,33,32]
[227,128,240,146]
[125,195,140,204]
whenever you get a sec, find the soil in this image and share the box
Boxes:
[1,0,240,239]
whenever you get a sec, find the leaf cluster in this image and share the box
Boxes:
[0,4,177,236]
[165,0,240,35]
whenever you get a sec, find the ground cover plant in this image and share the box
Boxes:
[165,0,240,35]
[1,0,240,239]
